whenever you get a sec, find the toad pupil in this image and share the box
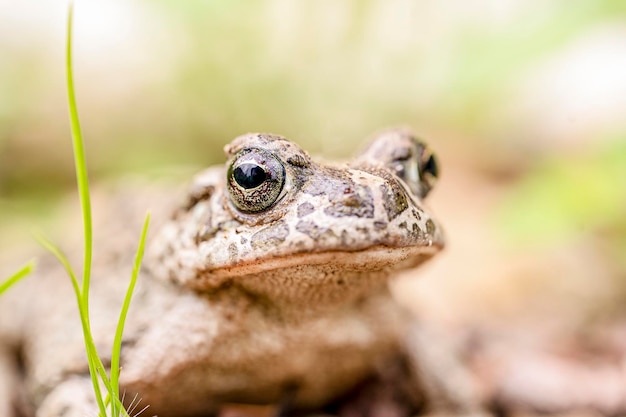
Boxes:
[422,155,438,179]
[234,163,267,189]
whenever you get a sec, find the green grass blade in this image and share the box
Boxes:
[0,260,35,296]
[59,4,148,416]
[35,234,81,295]
[66,1,93,304]
[64,4,110,415]
[35,233,108,417]
[110,213,150,417]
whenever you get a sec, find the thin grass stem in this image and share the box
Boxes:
[0,260,35,296]
[35,234,108,417]
[36,4,149,416]
[110,214,151,417]
[66,2,94,306]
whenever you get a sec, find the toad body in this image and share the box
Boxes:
[0,130,461,417]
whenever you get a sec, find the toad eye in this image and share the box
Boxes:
[417,148,438,198]
[233,163,267,189]
[227,149,286,213]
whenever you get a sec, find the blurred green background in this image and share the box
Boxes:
[1,0,625,320]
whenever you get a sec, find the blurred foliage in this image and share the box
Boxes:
[440,0,626,130]
[0,0,625,260]
[497,136,626,255]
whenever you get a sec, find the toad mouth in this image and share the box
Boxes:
[200,243,443,280]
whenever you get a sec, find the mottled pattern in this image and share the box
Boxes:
[149,133,444,293]
[297,202,316,217]
[251,221,290,250]
[296,220,335,241]
[380,182,408,221]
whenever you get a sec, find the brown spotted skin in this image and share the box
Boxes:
[149,133,443,297]
[0,129,452,417]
